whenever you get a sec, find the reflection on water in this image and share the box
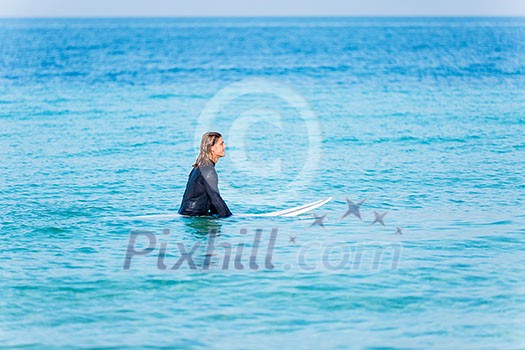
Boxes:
[181,216,223,238]
[177,216,225,270]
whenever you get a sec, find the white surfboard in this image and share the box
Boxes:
[128,197,332,220]
[237,197,332,217]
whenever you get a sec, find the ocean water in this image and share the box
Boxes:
[1,17,524,349]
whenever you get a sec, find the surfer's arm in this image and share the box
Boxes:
[201,166,232,218]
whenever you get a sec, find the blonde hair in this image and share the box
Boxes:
[193,132,222,168]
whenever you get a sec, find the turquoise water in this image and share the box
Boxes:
[1,17,524,349]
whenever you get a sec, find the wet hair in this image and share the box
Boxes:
[193,131,222,168]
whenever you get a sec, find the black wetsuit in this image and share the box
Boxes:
[178,161,232,218]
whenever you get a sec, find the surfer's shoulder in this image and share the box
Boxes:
[197,160,217,179]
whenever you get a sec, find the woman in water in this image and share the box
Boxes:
[178,132,232,218]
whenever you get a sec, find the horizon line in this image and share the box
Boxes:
[1,15,525,19]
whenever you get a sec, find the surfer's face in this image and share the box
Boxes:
[211,137,226,158]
